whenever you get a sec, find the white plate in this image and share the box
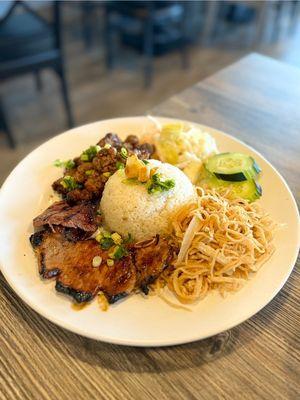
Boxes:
[0,116,299,347]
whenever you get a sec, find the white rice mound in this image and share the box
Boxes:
[100,159,196,241]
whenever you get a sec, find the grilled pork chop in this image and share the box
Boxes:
[33,201,99,233]
[30,230,172,304]
[30,230,136,303]
[131,236,172,293]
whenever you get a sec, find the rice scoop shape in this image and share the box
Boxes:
[100,160,196,241]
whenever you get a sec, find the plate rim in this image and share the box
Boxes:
[0,115,299,347]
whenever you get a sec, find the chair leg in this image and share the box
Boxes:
[289,0,300,35]
[272,1,284,42]
[35,71,43,91]
[201,1,220,45]
[104,7,115,70]
[0,98,15,148]
[180,45,189,70]
[54,64,75,129]
[180,3,190,70]
[81,1,94,48]
[143,16,154,88]
[254,2,270,46]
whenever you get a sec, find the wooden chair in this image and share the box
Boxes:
[0,1,74,148]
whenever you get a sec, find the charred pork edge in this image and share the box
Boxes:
[30,231,173,305]
[55,282,94,303]
[30,231,45,248]
[107,292,128,304]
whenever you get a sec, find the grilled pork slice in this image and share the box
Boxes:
[33,201,99,233]
[132,236,173,293]
[30,230,172,304]
[30,230,136,303]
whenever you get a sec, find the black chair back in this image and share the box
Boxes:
[0,1,61,68]
[0,1,74,148]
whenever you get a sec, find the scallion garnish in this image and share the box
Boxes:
[116,161,125,170]
[120,147,128,159]
[80,145,101,162]
[111,232,122,245]
[142,160,149,165]
[147,173,175,194]
[123,233,134,244]
[113,245,128,260]
[99,237,114,250]
[122,178,142,186]
[107,259,114,267]
[54,159,75,169]
[60,175,81,191]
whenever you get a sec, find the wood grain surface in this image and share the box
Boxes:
[0,53,299,400]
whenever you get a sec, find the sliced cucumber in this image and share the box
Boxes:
[204,175,262,203]
[228,180,262,202]
[205,152,261,182]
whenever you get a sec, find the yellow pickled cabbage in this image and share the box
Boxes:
[154,122,218,183]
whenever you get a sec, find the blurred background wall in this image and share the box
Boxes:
[0,0,300,183]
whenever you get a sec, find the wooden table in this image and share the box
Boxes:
[0,53,299,400]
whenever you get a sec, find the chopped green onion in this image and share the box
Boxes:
[96,210,101,216]
[111,232,122,245]
[147,173,175,194]
[123,233,134,244]
[103,172,112,178]
[65,160,75,169]
[102,230,111,238]
[99,237,114,250]
[116,161,124,170]
[109,244,128,260]
[54,159,75,169]
[80,154,89,161]
[142,160,149,165]
[54,159,63,167]
[60,176,81,191]
[122,178,142,186]
[92,256,102,268]
[107,259,114,267]
[104,143,111,149]
[108,247,116,259]
[113,245,127,260]
[85,169,94,176]
[95,233,102,242]
[120,147,128,159]
[80,145,101,162]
